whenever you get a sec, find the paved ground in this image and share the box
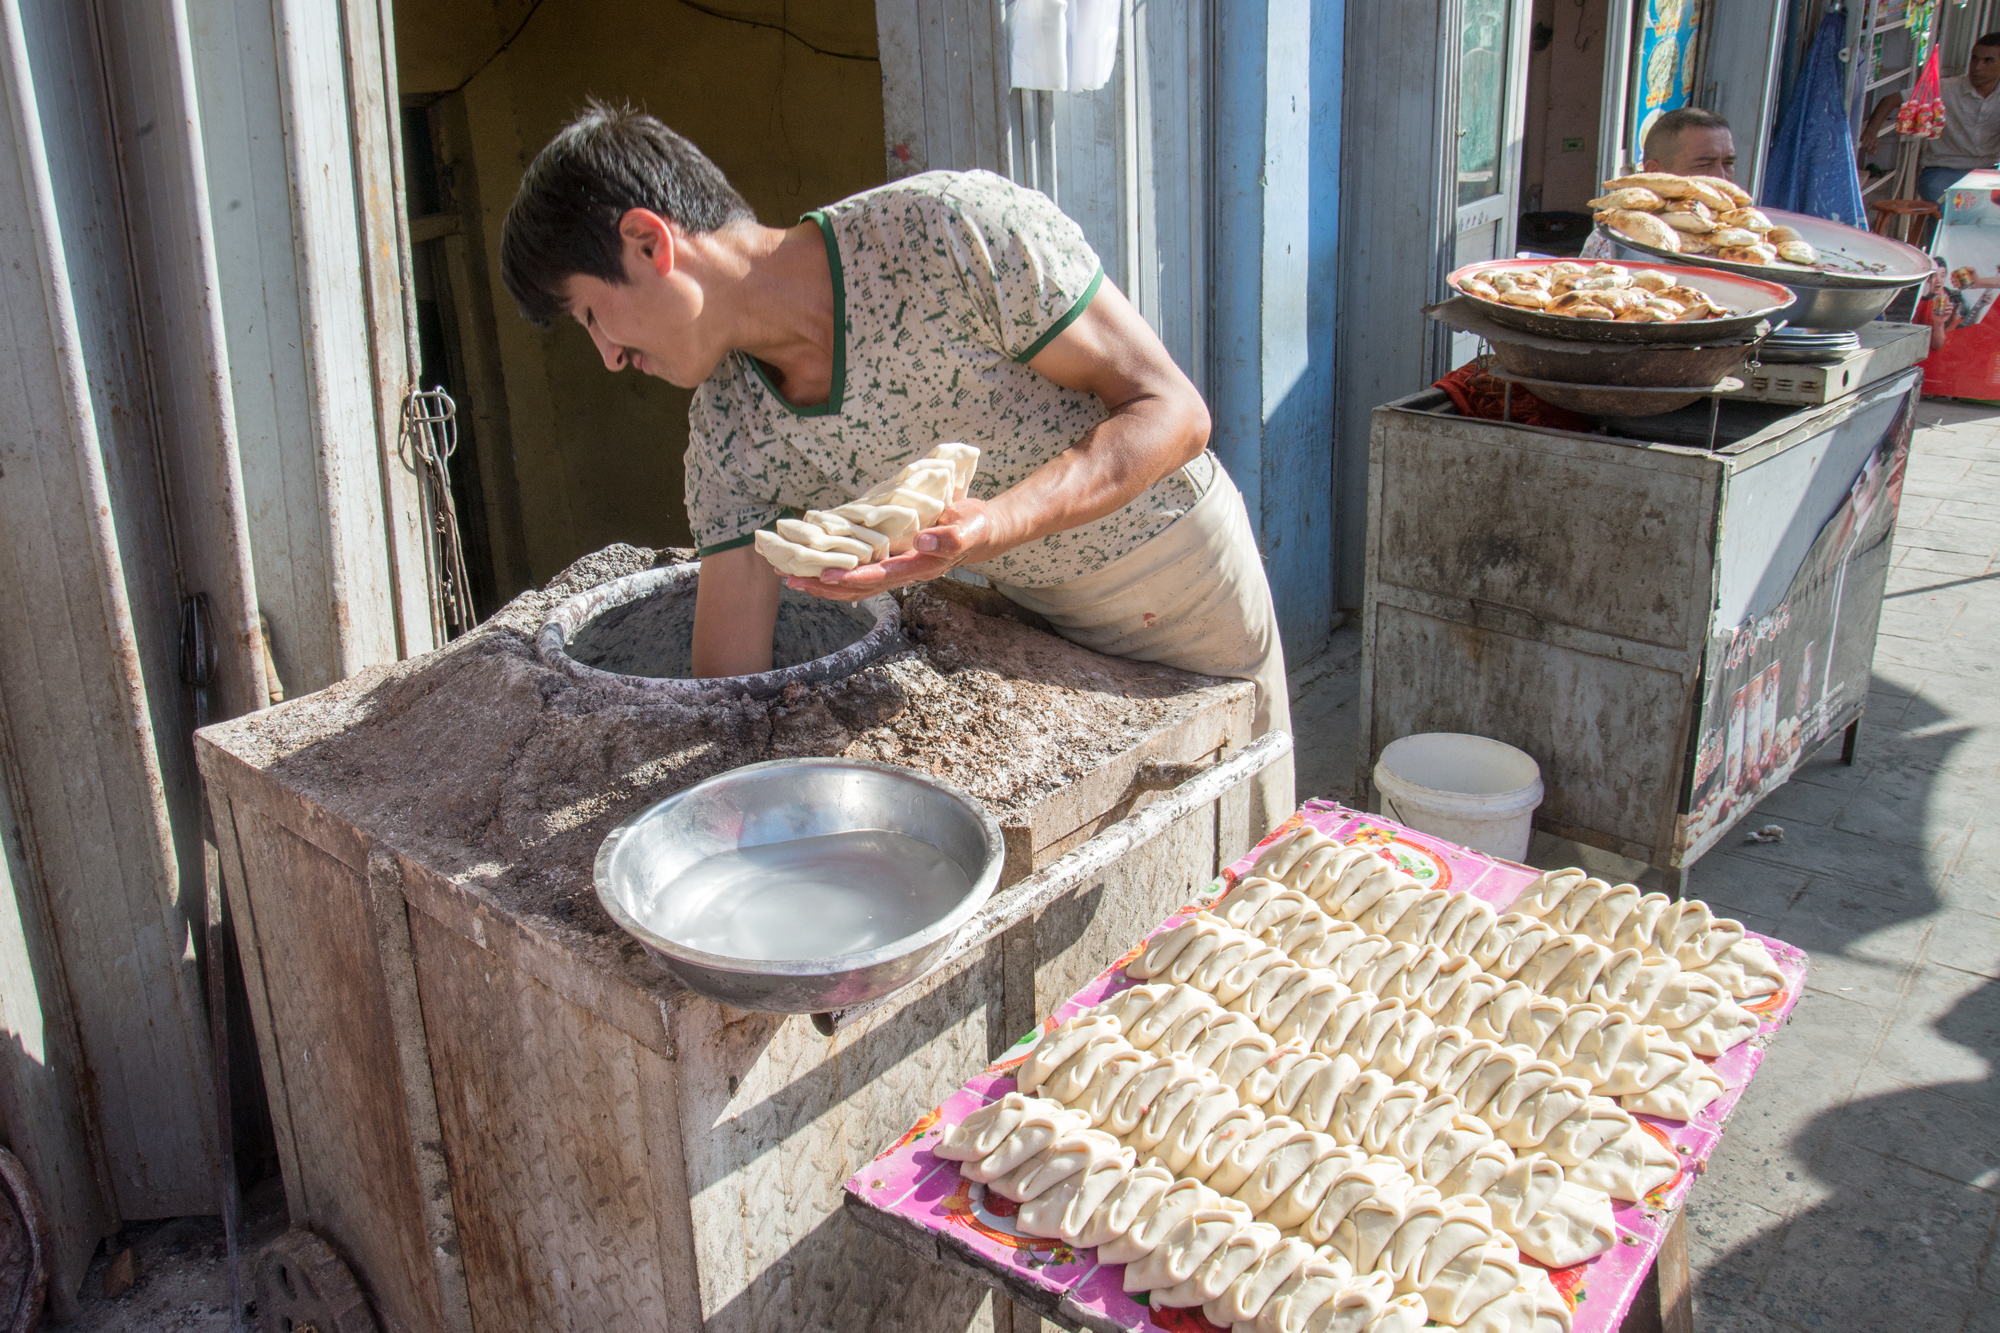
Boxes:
[63,409,1998,1330]
[1665,400,2000,1333]
[1288,618,1363,807]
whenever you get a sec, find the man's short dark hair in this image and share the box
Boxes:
[500,100,755,327]
[1975,31,2000,49]
[1644,106,1731,160]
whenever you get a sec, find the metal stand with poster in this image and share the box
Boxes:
[1920,169,2000,401]
[1361,365,1922,891]
[1680,390,1914,857]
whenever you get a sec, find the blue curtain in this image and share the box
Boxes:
[1763,12,1868,227]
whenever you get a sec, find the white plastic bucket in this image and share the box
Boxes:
[1372,733,1544,861]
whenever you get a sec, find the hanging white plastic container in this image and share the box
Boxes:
[1372,733,1545,861]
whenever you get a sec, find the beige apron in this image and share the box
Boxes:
[994,453,1295,835]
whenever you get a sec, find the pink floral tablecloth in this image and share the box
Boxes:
[844,801,1808,1333]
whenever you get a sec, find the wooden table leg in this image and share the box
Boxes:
[1617,1208,1694,1333]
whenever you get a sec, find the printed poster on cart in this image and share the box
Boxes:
[1921,169,2000,401]
[1681,395,1914,858]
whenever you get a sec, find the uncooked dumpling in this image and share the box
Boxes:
[1244,826,1323,883]
[1098,1178,1234,1264]
[1016,1013,1123,1095]
[1228,1128,1345,1214]
[1014,1135,1138,1238]
[1666,999,1761,1059]
[1620,1057,1726,1121]
[752,441,980,575]
[1200,1234,1321,1328]
[1251,1255,1363,1333]
[936,1092,1033,1161]
[1153,1219,1283,1308]
[1131,913,1239,986]
[1040,1030,1148,1111]
[749,531,858,575]
[1415,1234,1526,1326]
[773,517,874,560]
[801,508,890,560]
[1122,1206,1248,1292]
[1696,937,1784,1000]
[987,1124,1126,1202]
[1563,1118,1678,1201]
[1511,1180,1616,1268]
[1071,1163,1176,1249]
[1205,1115,1310,1197]
[956,1102,1090,1183]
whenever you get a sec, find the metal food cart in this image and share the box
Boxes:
[1357,337,1925,887]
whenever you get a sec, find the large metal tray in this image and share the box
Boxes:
[1597,206,1931,289]
[1599,207,1932,330]
[1429,296,1760,386]
[1447,257,1795,343]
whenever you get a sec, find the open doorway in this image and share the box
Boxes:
[389,1,888,608]
[1519,0,1613,257]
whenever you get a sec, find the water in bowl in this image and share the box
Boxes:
[648,829,972,962]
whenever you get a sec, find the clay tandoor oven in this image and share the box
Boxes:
[195,545,1268,1332]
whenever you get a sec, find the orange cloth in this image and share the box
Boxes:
[1434,364,1595,432]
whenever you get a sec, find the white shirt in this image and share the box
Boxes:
[1923,75,2000,171]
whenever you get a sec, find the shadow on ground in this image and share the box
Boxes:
[1680,683,2000,1332]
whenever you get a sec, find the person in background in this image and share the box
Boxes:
[1639,106,1737,180]
[1861,31,2000,205]
[1578,109,1737,258]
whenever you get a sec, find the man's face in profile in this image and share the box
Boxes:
[1647,126,1737,181]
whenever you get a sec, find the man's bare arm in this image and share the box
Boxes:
[1860,93,1902,155]
[692,543,783,676]
[791,280,1210,599]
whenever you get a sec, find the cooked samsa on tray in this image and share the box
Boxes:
[1591,172,1823,268]
[1453,262,1730,323]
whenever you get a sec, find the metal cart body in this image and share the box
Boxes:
[1358,367,1920,878]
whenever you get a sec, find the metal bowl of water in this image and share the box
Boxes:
[594,758,1004,1014]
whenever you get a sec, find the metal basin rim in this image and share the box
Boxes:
[592,757,1005,981]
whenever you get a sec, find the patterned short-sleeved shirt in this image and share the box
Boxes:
[685,170,1203,587]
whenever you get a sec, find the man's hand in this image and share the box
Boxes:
[790,279,1208,603]
[1860,93,1902,156]
[786,499,997,600]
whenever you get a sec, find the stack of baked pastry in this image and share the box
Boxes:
[931,829,1782,1333]
[1589,172,1818,267]
[753,442,981,577]
[1456,261,1727,323]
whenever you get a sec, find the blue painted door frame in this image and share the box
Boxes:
[1211,0,1344,668]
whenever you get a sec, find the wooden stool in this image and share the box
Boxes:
[1871,197,1942,248]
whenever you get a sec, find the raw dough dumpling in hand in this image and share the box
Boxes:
[753,442,980,576]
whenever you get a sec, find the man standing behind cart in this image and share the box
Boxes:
[1579,109,1738,258]
[500,103,1292,827]
[1861,32,2000,204]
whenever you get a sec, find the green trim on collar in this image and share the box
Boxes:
[697,508,798,559]
[695,533,757,557]
[749,210,847,416]
[1014,267,1104,364]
